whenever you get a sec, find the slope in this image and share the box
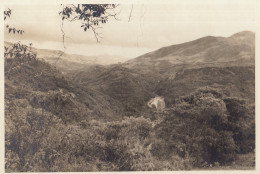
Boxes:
[5,56,123,123]
[155,66,255,105]
[71,65,155,116]
[124,31,254,72]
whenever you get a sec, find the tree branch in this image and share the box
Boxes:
[89,26,103,42]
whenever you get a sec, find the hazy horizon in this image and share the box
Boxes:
[4,1,256,60]
[5,30,255,57]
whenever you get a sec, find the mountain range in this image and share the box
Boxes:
[125,31,254,71]
[5,31,255,119]
[69,31,255,116]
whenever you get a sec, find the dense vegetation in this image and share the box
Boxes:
[154,88,254,166]
[5,29,255,171]
[5,45,255,171]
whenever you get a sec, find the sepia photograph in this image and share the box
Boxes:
[3,0,257,172]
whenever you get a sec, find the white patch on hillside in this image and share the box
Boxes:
[147,96,165,112]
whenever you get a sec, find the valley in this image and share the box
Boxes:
[5,31,255,171]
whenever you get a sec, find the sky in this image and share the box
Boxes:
[4,0,257,59]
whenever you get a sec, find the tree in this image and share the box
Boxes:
[60,4,119,42]
[4,8,35,72]
[4,4,120,77]
[154,88,238,166]
[5,99,66,172]
[224,97,255,153]
[4,8,24,35]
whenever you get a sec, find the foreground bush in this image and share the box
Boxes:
[5,87,254,171]
[155,87,254,167]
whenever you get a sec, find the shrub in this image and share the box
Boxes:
[155,88,241,167]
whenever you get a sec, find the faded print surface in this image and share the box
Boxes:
[4,0,255,172]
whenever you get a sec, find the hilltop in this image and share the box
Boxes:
[124,31,254,72]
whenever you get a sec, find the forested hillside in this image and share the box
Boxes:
[5,31,255,171]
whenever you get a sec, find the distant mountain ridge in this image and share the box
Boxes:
[4,41,131,73]
[124,31,254,71]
